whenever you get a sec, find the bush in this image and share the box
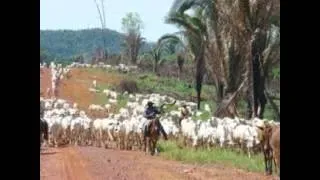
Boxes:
[118,79,139,94]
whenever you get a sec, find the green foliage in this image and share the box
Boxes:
[135,73,197,97]
[158,140,265,173]
[40,29,153,59]
[121,12,144,34]
[272,67,280,80]
[192,110,211,121]
[40,49,54,63]
[82,69,278,120]
[54,58,74,66]
[114,94,129,113]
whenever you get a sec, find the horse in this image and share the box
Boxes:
[40,119,49,148]
[144,116,161,155]
[144,100,176,156]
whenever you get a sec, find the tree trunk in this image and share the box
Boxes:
[264,90,280,121]
[195,45,205,110]
[153,62,158,74]
[195,65,203,110]
[178,66,182,80]
[177,54,184,81]
[214,79,246,118]
[216,82,224,104]
[246,28,268,119]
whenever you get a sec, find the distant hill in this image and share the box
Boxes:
[40,28,154,59]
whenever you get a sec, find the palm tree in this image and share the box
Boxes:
[166,5,208,110]
[166,0,280,118]
[157,34,185,79]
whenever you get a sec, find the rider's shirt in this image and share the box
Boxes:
[144,106,161,119]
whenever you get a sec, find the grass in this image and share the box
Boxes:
[132,72,214,99]
[82,68,279,120]
[162,104,180,112]
[92,86,129,114]
[158,140,265,173]
[114,94,129,113]
[192,111,212,121]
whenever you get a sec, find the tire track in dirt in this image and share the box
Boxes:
[41,147,92,180]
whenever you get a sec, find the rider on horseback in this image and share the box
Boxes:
[143,101,168,140]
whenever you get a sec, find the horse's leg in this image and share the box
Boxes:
[153,138,159,156]
[145,137,149,154]
[148,137,152,155]
[151,139,156,156]
[150,138,154,156]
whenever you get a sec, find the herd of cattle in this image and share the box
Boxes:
[40,63,280,175]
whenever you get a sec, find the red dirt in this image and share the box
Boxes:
[40,68,124,118]
[40,68,52,98]
[41,146,278,180]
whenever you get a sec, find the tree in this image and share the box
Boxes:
[166,4,208,110]
[177,53,185,80]
[40,49,47,63]
[157,34,185,79]
[121,12,145,64]
[93,0,107,61]
[148,36,172,74]
[166,0,280,118]
[73,55,84,64]
[40,49,54,64]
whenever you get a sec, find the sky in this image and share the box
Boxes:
[40,0,179,42]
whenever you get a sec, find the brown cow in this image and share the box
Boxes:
[258,123,280,176]
[270,126,280,175]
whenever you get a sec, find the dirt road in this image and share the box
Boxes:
[40,146,277,180]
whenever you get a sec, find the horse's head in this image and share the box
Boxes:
[149,118,158,132]
[148,117,161,137]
